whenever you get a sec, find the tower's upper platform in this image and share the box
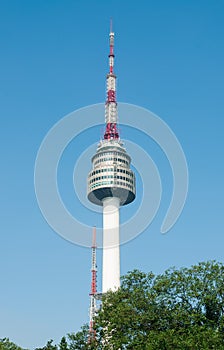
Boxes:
[87,139,135,206]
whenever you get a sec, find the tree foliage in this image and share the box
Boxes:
[80,261,224,349]
[35,340,57,350]
[67,324,95,350]
[58,337,68,350]
[0,338,25,350]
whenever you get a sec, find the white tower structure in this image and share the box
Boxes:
[87,25,136,293]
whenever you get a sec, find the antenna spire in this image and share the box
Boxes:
[110,18,113,33]
[104,21,119,140]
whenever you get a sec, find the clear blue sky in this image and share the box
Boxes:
[1,0,224,348]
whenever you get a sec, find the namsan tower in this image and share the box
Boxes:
[87,25,136,293]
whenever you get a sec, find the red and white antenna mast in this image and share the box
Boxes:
[89,226,97,341]
[104,20,119,140]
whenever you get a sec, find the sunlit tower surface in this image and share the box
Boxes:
[87,25,136,293]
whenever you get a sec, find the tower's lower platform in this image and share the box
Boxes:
[88,186,135,206]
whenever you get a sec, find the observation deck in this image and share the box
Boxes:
[87,139,136,206]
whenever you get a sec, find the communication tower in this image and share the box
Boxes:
[87,25,136,293]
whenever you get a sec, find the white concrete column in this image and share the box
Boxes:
[102,197,120,293]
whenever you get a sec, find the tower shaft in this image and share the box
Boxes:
[102,197,120,293]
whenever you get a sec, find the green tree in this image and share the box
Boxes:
[71,261,224,349]
[68,324,96,350]
[58,337,68,350]
[0,338,25,350]
[35,339,57,350]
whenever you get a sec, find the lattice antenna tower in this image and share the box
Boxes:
[89,226,97,341]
